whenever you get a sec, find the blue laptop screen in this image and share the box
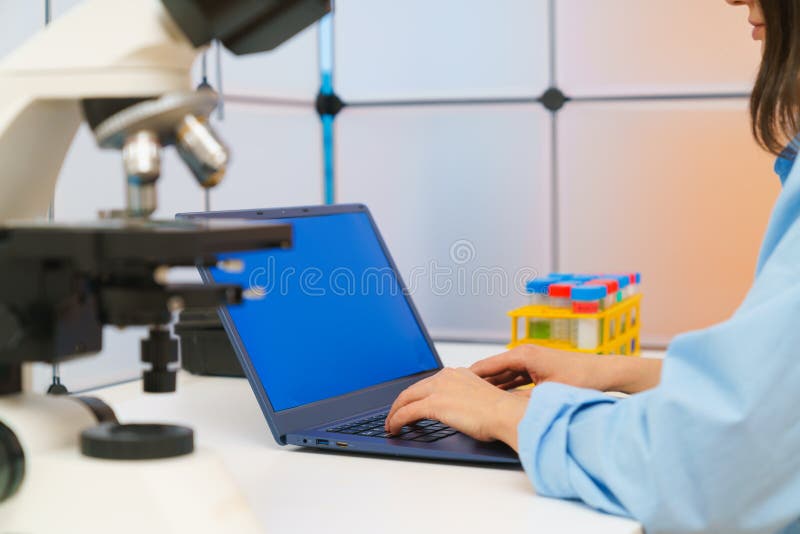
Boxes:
[208,212,439,412]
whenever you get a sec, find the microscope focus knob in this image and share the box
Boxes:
[143,369,177,393]
[140,327,179,393]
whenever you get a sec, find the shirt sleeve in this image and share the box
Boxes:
[518,218,800,533]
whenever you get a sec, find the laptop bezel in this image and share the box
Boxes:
[177,204,444,444]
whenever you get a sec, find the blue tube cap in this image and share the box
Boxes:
[603,274,630,289]
[571,285,607,301]
[549,273,580,280]
[526,276,561,294]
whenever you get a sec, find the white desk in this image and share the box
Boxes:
[92,343,644,534]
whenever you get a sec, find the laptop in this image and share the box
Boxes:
[177,204,518,464]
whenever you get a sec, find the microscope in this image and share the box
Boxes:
[0,1,329,531]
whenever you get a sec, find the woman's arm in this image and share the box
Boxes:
[469,345,662,395]
[589,354,662,393]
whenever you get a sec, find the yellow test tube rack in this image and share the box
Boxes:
[508,294,642,355]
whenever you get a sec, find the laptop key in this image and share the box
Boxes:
[400,432,425,440]
[415,420,437,427]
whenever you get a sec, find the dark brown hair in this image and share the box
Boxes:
[751,0,800,156]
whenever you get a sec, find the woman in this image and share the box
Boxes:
[386,1,800,532]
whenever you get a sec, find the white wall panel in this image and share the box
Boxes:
[210,103,322,211]
[557,0,762,96]
[334,0,550,102]
[558,100,778,345]
[337,105,552,341]
[0,0,44,59]
[53,124,124,220]
[221,25,320,101]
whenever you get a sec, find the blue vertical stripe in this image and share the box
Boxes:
[319,13,336,205]
[319,13,334,77]
[322,114,335,204]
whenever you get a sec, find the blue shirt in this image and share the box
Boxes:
[518,153,800,534]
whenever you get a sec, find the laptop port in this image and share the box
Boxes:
[335,441,349,448]
[316,439,329,446]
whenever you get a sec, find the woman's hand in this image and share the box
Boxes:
[384,367,528,451]
[471,345,662,394]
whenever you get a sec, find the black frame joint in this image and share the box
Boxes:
[316,91,345,117]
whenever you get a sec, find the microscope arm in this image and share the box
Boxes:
[0,0,330,222]
[0,0,198,222]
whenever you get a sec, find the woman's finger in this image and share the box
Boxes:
[495,375,532,391]
[386,399,432,434]
[484,369,520,386]
[385,375,435,426]
[470,350,529,378]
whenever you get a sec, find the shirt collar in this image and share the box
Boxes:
[775,143,797,186]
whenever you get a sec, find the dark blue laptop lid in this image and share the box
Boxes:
[178,204,443,443]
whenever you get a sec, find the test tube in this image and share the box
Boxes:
[627,272,641,298]
[628,272,641,327]
[548,282,576,345]
[571,285,608,351]
[525,276,559,340]
[606,274,634,336]
[603,274,629,303]
[526,276,559,306]
[586,279,619,309]
[587,278,622,340]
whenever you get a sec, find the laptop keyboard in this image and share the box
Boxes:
[326,411,459,443]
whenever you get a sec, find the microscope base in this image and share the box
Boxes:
[0,394,263,534]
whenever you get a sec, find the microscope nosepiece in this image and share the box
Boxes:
[175,115,229,188]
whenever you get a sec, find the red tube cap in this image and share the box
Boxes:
[586,279,619,293]
[548,283,575,298]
